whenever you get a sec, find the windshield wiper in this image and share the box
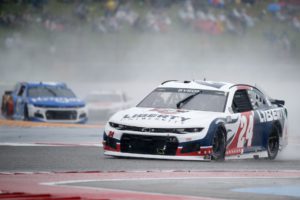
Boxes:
[176,91,202,109]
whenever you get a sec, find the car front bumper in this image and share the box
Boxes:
[27,104,88,123]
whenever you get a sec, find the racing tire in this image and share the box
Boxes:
[1,95,8,117]
[211,127,226,161]
[267,125,280,160]
[24,105,29,121]
[1,101,5,116]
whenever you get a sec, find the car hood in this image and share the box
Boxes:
[109,107,226,128]
[29,97,85,108]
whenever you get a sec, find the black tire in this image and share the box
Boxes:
[211,127,226,161]
[267,125,280,160]
[24,105,29,121]
[1,97,4,115]
[1,96,7,116]
[1,102,5,116]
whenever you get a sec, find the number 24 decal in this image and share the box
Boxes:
[237,112,254,148]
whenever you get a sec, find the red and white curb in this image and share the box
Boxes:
[1,170,300,200]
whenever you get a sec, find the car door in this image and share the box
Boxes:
[246,88,271,151]
[226,89,255,155]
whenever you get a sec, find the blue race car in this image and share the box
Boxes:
[1,82,88,123]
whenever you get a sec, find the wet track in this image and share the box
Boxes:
[1,121,300,199]
[1,145,300,172]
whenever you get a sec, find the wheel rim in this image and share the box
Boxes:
[268,133,279,158]
[212,128,225,160]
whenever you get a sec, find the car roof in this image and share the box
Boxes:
[20,82,67,87]
[159,80,254,92]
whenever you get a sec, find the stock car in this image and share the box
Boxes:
[103,80,288,161]
[1,82,88,123]
[85,90,131,121]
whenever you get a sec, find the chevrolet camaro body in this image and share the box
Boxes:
[103,80,288,160]
[1,82,88,123]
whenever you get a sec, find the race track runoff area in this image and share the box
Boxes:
[1,119,300,200]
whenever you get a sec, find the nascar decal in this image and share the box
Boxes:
[226,111,254,156]
[121,113,190,123]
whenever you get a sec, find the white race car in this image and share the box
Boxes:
[85,91,131,121]
[103,80,288,161]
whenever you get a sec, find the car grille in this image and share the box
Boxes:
[46,110,77,120]
[110,122,203,134]
[120,133,178,155]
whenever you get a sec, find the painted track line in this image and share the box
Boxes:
[0,119,104,128]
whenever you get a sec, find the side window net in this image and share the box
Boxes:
[232,90,252,113]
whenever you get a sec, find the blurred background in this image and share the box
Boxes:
[0,0,299,128]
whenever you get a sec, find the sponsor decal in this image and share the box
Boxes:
[177,88,200,93]
[257,109,284,123]
[156,88,200,93]
[31,97,81,103]
[122,113,190,124]
[226,148,243,156]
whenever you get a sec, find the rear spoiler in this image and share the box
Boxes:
[270,99,285,107]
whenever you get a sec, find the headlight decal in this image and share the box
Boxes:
[109,122,203,134]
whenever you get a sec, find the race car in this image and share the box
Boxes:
[85,90,131,122]
[103,80,288,161]
[1,82,88,123]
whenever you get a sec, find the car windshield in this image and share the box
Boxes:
[137,88,227,112]
[28,86,76,98]
[86,94,122,103]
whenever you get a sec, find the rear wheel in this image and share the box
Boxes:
[211,127,226,161]
[1,96,6,115]
[2,95,13,118]
[267,126,280,160]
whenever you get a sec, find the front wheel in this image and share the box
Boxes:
[267,126,280,160]
[24,105,29,121]
[211,127,226,161]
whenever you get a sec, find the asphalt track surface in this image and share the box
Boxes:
[1,120,300,199]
